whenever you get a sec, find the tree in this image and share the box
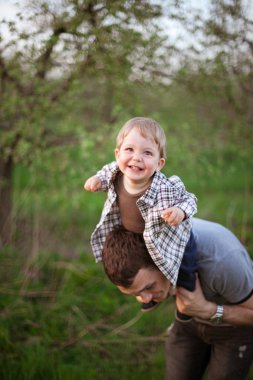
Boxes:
[0,0,168,245]
[164,0,253,139]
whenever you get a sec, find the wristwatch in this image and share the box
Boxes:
[209,305,224,324]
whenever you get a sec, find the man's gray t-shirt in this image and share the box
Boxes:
[192,218,253,304]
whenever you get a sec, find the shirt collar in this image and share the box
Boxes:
[112,165,164,206]
[138,171,164,206]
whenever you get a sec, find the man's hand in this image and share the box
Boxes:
[84,176,101,192]
[176,276,216,320]
[161,206,185,226]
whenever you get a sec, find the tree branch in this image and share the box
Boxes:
[36,26,67,79]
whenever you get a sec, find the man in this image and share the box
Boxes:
[101,218,253,380]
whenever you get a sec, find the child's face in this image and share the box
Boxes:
[115,127,165,184]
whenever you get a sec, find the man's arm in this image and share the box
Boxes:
[223,296,253,326]
[176,277,253,326]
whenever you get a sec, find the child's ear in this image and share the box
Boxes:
[115,148,119,161]
[158,158,165,170]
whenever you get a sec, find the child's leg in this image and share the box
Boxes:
[176,231,197,320]
[177,231,197,290]
[141,231,197,314]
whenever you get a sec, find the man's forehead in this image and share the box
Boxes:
[118,268,158,295]
[134,267,156,282]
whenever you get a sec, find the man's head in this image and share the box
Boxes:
[102,227,172,304]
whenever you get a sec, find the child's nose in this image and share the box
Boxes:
[133,152,141,161]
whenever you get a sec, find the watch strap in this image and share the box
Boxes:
[209,305,224,324]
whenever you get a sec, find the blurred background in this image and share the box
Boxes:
[1,0,252,379]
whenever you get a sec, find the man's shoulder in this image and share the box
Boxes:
[193,218,253,279]
[192,218,242,249]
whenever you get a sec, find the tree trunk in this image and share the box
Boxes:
[0,156,13,246]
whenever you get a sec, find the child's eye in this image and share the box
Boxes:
[144,151,153,156]
[125,147,133,152]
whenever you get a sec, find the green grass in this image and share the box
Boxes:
[0,249,173,380]
[1,247,252,380]
[2,126,253,379]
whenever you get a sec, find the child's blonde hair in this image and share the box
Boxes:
[116,117,167,158]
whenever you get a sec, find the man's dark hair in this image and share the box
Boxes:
[102,227,157,287]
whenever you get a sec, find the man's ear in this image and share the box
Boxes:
[158,158,165,171]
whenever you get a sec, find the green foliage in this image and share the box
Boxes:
[1,1,253,378]
[170,0,253,141]
[0,248,172,380]
[0,0,166,163]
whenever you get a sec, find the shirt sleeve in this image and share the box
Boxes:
[95,161,118,191]
[211,249,253,304]
[168,175,198,218]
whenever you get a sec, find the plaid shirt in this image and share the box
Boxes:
[91,161,197,286]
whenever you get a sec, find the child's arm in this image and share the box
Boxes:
[161,175,197,226]
[84,176,102,192]
[84,161,118,192]
[161,206,185,226]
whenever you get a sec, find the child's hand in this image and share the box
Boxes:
[161,206,185,226]
[84,176,101,192]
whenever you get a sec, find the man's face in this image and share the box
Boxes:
[117,267,172,304]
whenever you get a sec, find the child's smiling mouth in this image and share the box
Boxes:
[128,165,143,171]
